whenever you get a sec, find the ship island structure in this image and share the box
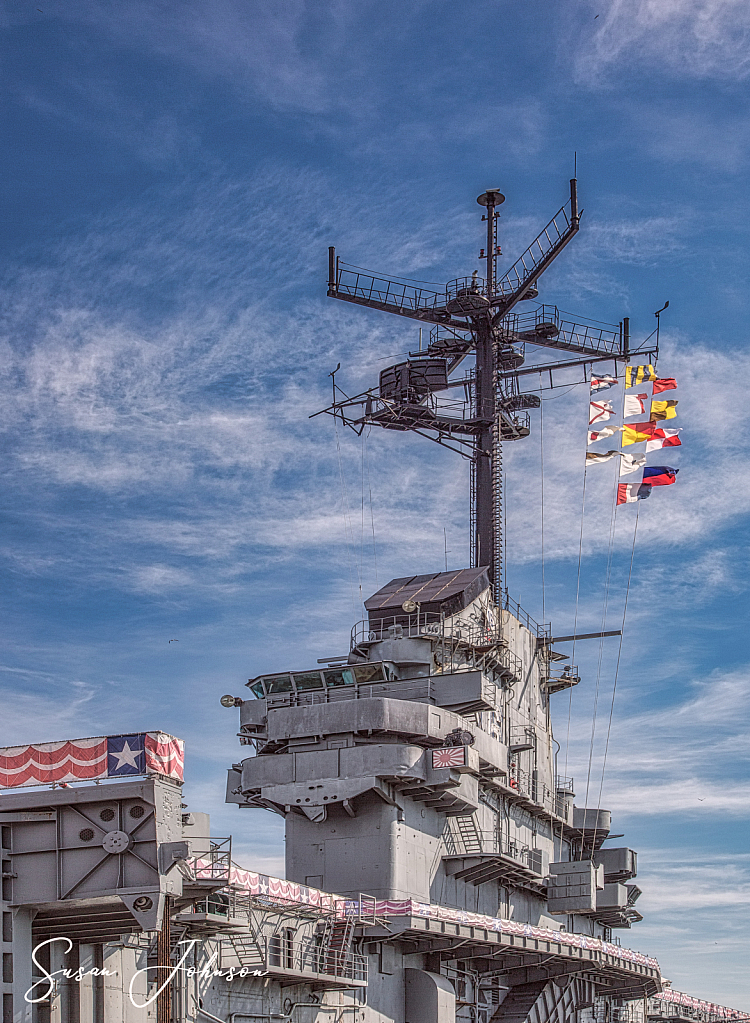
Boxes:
[0,181,747,1023]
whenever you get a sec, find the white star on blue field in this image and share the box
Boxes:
[1,1,749,1007]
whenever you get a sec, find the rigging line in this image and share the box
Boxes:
[333,413,361,617]
[583,459,621,814]
[360,429,366,602]
[540,384,584,400]
[364,426,379,588]
[594,501,641,825]
[539,373,545,624]
[557,309,621,329]
[562,447,589,787]
[337,262,445,287]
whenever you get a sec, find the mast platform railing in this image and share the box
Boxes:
[495,191,578,306]
[332,263,446,316]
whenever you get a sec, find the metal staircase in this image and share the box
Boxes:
[227,930,266,971]
[492,977,596,1023]
[322,917,356,975]
[490,982,547,1023]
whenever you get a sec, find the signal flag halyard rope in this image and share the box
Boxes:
[583,447,621,814]
[539,375,546,624]
[333,413,362,616]
[595,501,641,822]
[562,420,589,791]
[364,425,379,588]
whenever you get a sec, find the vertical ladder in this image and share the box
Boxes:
[455,814,483,854]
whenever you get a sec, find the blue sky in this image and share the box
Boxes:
[1,0,749,1008]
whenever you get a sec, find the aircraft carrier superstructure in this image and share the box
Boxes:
[227,565,655,1021]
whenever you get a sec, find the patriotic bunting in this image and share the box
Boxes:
[623,393,648,418]
[0,732,184,789]
[646,428,681,452]
[590,375,617,393]
[589,400,614,425]
[650,399,678,422]
[625,364,656,388]
[652,377,677,394]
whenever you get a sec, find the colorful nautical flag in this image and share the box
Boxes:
[619,453,646,475]
[645,428,682,453]
[589,400,614,425]
[586,450,619,465]
[621,422,655,446]
[642,466,679,486]
[617,483,651,505]
[652,377,677,394]
[625,365,656,388]
[650,399,678,422]
[624,393,648,418]
[588,426,619,445]
[590,375,617,393]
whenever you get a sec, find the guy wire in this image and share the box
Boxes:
[539,375,546,624]
[562,439,589,787]
[333,414,362,616]
[595,502,641,822]
[364,425,379,587]
[583,458,621,813]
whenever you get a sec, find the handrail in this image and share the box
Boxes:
[496,198,574,299]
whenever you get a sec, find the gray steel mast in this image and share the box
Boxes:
[320,179,656,602]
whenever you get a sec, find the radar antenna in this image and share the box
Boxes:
[316,180,658,603]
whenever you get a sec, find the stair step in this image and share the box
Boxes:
[490,983,546,1023]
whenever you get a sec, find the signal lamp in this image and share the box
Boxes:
[220,694,239,708]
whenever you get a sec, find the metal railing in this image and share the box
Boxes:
[648,998,750,1023]
[267,675,435,708]
[183,837,232,885]
[354,613,524,684]
[265,935,368,984]
[501,592,550,640]
[497,199,575,297]
[334,264,445,315]
[500,304,622,356]
[444,827,545,876]
[507,767,570,821]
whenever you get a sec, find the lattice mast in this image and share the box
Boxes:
[321,180,652,603]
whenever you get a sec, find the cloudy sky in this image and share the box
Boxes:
[1,0,749,1008]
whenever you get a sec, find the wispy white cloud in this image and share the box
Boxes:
[560,662,750,818]
[574,0,750,84]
